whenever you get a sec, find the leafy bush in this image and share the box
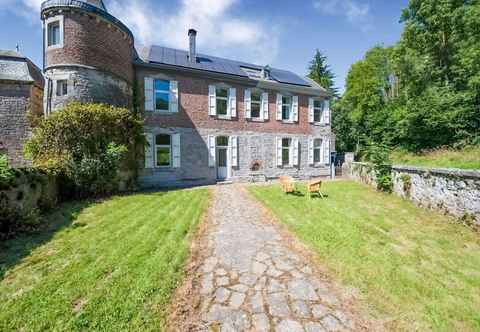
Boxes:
[25,103,144,198]
[361,139,393,192]
[0,154,15,188]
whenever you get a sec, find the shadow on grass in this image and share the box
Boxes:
[0,200,92,281]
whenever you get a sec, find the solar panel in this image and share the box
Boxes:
[145,45,312,86]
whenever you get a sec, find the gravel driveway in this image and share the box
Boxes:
[194,184,358,331]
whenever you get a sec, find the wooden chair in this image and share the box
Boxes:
[307,179,324,199]
[279,175,296,194]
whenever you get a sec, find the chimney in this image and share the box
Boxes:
[262,65,271,79]
[188,29,197,63]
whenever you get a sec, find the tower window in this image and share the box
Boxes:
[46,15,64,48]
[56,80,68,96]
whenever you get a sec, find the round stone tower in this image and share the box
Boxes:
[41,0,134,114]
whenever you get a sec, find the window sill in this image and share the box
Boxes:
[153,167,176,172]
[279,120,297,124]
[278,165,297,169]
[311,122,329,126]
[214,115,234,120]
[153,110,177,114]
[46,44,63,50]
[310,163,329,168]
[247,118,266,122]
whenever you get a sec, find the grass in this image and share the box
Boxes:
[391,146,480,169]
[0,189,209,331]
[249,181,480,331]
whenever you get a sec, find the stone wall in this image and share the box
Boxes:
[0,169,57,238]
[0,82,41,167]
[45,66,131,112]
[139,127,331,188]
[345,161,480,225]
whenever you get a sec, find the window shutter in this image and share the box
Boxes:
[144,133,154,168]
[169,80,179,113]
[261,92,269,120]
[308,138,314,164]
[208,135,216,167]
[323,137,330,164]
[144,77,154,111]
[230,136,238,167]
[244,89,251,119]
[292,138,299,166]
[172,133,181,168]
[322,99,330,124]
[229,88,237,117]
[276,137,282,167]
[276,94,282,120]
[208,85,216,116]
[308,98,314,123]
[292,96,299,122]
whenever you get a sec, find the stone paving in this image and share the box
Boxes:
[198,185,356,331]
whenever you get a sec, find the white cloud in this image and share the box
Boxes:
[108,0,279,65]
[0,0,43,23]
[0,0,279,65]
[313,0,371,30]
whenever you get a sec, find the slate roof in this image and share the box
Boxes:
[0,50,44,88]
[136,45,325,91]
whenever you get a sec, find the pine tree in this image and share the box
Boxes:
[307,49,338,97]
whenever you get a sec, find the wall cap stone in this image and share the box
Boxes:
[351,162,480,179]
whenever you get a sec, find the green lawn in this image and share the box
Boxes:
[391,146,480,169]
[0,189,209,331]
[249,181,480,331]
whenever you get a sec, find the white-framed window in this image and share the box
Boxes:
[313,100,323,123]
[313,138,322,163]
[45,15,64,49]
[155,134,171,167]
[281,96,291,121]
[251,90,262,119]
[56,80,67,96]
[154,79,170,112]
[282,138,291,166]
[277,94,298,122]
[216,87,229,116]
[208,85,236,118]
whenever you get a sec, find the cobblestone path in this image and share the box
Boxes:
[196,185,358,331]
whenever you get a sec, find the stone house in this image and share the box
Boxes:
[0,50,44,167]
[38,0,333,187]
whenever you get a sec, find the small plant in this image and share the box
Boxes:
[361,139,393,192]
[0,154,15,189]
[400,174,412,196]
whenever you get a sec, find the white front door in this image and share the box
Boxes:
[216,136,229,180]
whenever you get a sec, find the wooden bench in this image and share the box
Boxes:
[279,175,296,194]
[307,179,324,199]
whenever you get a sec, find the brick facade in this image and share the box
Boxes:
[45,11,134,83]
[137,67,334,187]
[138,68,330,135]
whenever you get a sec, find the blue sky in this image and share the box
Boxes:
[0,0,407,93]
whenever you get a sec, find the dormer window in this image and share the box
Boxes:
[45,15,64,49]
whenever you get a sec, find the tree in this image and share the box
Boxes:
[307,49,338,97]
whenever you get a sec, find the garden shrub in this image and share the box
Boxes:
[0,154,15,189]
[361,140,393,192]
[25,102,144,198]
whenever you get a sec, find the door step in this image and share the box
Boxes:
[216,180,233,185]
